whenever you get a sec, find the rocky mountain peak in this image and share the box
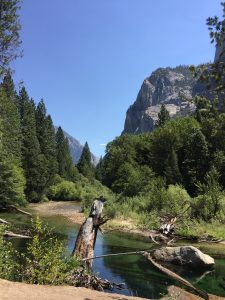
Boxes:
[122,66,199,134]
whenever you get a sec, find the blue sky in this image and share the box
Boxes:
[13,0,223,157]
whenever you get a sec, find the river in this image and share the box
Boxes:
[1,202,225,299]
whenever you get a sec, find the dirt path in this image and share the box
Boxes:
[0,279,146,300]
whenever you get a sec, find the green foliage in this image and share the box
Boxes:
[0,78,21,159]
[35,100,58,187]
[19,87,46,202]
[0,225,20,280]
[77,142,95,180]
[22,217,82,285]
[0,135,26,209]
[48,179,80,201]
[192,168,225,222]
[0,0,22,76]
[112,163,154,196]
[156,104,170,127]
[56,126,77,181]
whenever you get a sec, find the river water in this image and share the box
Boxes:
[1,203,225,299]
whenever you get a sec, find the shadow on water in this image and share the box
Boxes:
[1,210,225,299]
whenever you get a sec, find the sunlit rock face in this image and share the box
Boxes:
[122,66,200,134]
[214,20,225,63]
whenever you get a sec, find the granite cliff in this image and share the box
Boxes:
[122,66,205,134]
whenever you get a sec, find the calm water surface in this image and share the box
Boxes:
[1,204,225,299]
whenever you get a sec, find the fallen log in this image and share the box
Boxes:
[9,205,32,216]
[143,252,209,300]
[0,218,10,225]
[4,231,31,239]
[72,196,107,268]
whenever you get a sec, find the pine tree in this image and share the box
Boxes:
[179,128,209,195]
[0,74,21,160]
[35,100,58,187]
[0,0,22,76]
[19,87,46,202]
[164,148,181,184]
[77,142,94,179]
[156,104,170,127]
[0,121,26,209]
[95,156,103,181]
[56,126,76,180]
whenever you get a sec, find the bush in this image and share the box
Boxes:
[0,225,20,280]
[48,180,81,201]
[192,168,225,221]
[22,217,82,285]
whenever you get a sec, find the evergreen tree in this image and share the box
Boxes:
[164,148,181,185]
[0,0,22,76]
[77,142,94,179]
[95,156,103,182]
[156,104,170,127]
[19,87,46,201]
[0,121,26,209]
[179,128,209,195]
[35,100,58,187]
[56,126,76,180]
[0,75,21,159]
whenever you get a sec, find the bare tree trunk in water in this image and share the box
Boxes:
[72,197,107,268]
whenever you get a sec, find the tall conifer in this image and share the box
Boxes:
[77,142,94,179]
[19,87,46,201]
[56,126,76,180]
[35,100,58,186]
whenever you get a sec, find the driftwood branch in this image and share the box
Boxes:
[9,205,32,216]
[143,252,209,300]
[82,249,153,262]
[4,231,31,239]
[0,218,10,225]
[194,270,212,284]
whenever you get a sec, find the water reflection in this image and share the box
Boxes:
[1,211,225,299]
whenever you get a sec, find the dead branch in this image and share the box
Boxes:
[68,268,125,291]
[0,218,10,225]
[9,205,32,216]
[150,234,160,245]
[194,270,212,284]
[82,249,153,262]
[4,231,31,239]
[143,252,209,300]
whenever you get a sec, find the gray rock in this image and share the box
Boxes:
[55,127,99,166]
[122,66,205,134]
[153,246,215,268]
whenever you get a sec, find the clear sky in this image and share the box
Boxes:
[12,0,223,157]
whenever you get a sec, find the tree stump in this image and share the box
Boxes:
[72,197,107,268]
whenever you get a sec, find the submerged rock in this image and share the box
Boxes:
[153,246,215,268]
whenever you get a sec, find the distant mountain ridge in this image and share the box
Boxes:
[55,127,99,166]
[122,65,207,134]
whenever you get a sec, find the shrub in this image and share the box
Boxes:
[22,217,82,285]
[0,225,19,280]
[48,180,80,201]
[192,168,225,221]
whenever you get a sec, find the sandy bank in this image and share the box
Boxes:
[1,280,224,300]
[0,279,146,300]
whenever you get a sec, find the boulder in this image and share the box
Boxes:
[153,246,215,268]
